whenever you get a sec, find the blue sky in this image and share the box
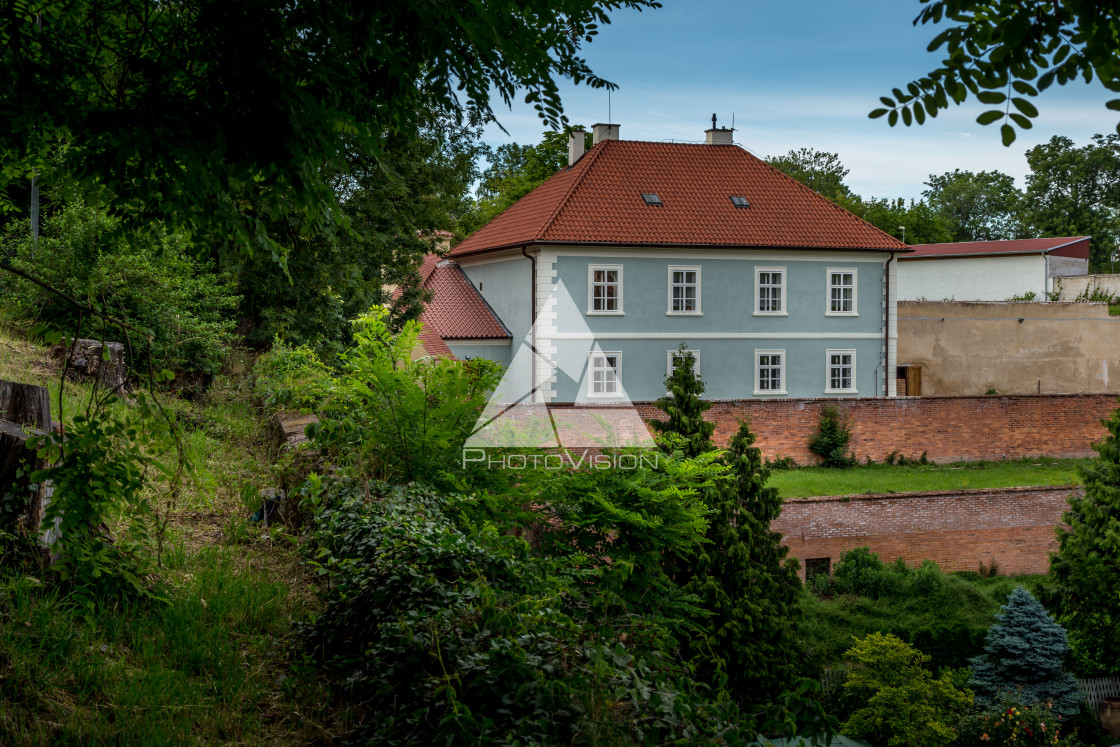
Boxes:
[482,0,1120,201]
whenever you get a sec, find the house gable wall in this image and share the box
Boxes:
[898,254,1046,301]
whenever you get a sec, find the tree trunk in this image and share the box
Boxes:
[0,380,52,430]
[0,420,52,553]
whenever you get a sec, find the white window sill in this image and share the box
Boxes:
[586,310,625,316]
[753,311,788,317]
[825,389,858,395]
[666,311,703,316]
[825,311,859,317]
[586,392,624,399]
[753,389,788,396]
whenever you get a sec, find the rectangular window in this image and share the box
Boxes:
[666,349,700,378]
[755,267,786,315]
[588,265,623,314]
[754,349,786,395]
[827,268,857,315]
[668,266,701,314]
[826,349,856,393]
[589,352,621,397]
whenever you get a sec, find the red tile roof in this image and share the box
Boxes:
[418,259,511,348]
[451,139,908,256]
[903,236,1091,260]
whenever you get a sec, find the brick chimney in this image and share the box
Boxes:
[592,123,620,145]
[568,128,586,165]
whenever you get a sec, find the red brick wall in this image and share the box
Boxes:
[633,394,1117,464]
[772,486,1079,577]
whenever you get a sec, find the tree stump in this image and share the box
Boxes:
[0,380,52,430]
[51,339,131,394]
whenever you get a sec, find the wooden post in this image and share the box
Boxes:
[0,380,52,430]
[0,380,53,555]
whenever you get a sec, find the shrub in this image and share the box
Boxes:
[252,340,335,413]
[0,201,238,377]
[809,404,856,468]
[840,633,973,747]
[969,587,1083,717]
[957,699,1079,747]
[832,547,902,598]
[650,344,714,458]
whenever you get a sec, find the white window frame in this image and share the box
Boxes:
[825,349,857,394]
[666,349,701,378]
[754,267,787,316]
[587,351,623,398]
[826,267,858,316]
[666,265,702,315]
[587,264,624,315]
[754,349,787,395]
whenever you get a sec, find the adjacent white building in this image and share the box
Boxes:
[897,237,1090,302]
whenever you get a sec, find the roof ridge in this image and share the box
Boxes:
[537,139,610,240]
[747,149,907,250]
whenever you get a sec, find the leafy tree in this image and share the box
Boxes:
[650,345,714,458]
[835,194,954,245]
[0,200,238,376]
[766,148,853,201]
[841,632,973,747]
[1022,134,1120,270]
[464,128,593,234]
[682,420,805,710]
[1,0,658,262]
[1050,404,1120,676]
[872,1,1120,145]
[924,169,1025,241]
[969,586,1083,717]
[808,403,857,468]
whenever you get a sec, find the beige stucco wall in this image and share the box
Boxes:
[1056,273,1120,302]
[897,300,1120,395]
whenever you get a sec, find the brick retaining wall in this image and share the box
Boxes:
[772,485,1081,577]
[632,394,1117,463]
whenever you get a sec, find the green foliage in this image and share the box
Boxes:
[809,403,856,468]
[766,148,853,201]
[840,632,973,747]
[650,345,714,458]
[923,169,1024,242]
[681,420,806,709]
[310,307,502,488]
[0,201,238,376]
[1023,135,1120,271]
[301,480,775,745]
[1007,291,1039,302]
[969,587,1083,717]
[1073,284,1118,304]
[1,0,659,261]
[29,392,182,603]
[834,193,953,245]
[958,699,1078,747]
[251,340,334,414]
[873,1,1120,144]
[1051,402,1120,676]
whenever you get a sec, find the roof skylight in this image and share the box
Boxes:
[641,193,663,206]
[730,195,750,208]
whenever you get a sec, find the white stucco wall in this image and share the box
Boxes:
[897,254,1047,301]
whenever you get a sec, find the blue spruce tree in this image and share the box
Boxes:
[969,586,1083,717]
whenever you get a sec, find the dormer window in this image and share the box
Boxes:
[730,195,750,208]
[641,193,663,206]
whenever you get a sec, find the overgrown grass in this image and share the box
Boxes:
[771,458,1090,498]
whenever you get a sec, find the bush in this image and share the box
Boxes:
[251,340,334,414]
[957,699,1080,747]
[301,480,780,745]
[840,632,973,747]
[0,201,238,377]
[809,404,856,468]
[832,547,902,598]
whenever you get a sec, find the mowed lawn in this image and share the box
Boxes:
[769,458,1092,498]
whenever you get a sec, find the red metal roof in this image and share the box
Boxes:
[420,260,511,342]
[903,236,1091,260]
[451,139,907,256]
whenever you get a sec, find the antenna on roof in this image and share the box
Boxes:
[731,112,735,130]
[608,90,611,124]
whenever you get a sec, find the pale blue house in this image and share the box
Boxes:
[441,123,909,404]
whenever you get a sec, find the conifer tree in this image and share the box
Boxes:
[969,586,1083,717]
[682,419,803,708]
[1051,404,1120,674]
[650,345,714,458]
